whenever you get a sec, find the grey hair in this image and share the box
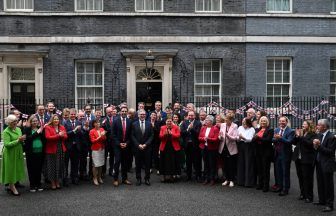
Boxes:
[5,114,18,124]
[205,115,214,123]
[318,119,330,129]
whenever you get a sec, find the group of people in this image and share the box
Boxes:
[0,101,335,212]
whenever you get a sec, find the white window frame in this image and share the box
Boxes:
[4,0,34,12]
[194,59,222,104]
[75,60,104,110]
[135,0,164,12]
[331,0,336,14]
[74,0,103,12]
[266,57,292,107]
[195,0,222,13]
[266,0,292,14]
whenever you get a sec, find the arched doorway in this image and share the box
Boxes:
[136,67,162,111]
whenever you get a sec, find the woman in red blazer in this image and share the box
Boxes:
[199,115,219,185]
[159,118,181,182]
[89,120,106,186]
[44,114,68,190]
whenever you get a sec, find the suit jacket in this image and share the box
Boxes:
[181,119,202,147]
[44,125,68,154]
[152,110,167,121]
[131,120,154,150]
[113,116,132,148]
[272,127,295,159]
[198,126,220,151]
[317,131,336,173]
[64,119,82,151]
[23,126,46,154]
[102,116,116,145]
[292,132,317,164]
[218,122,238,155]
[89,128,107,151]
[35,114,50,127]
[80,123,91,152]
[254,127,274,157]
[159,124,181,152]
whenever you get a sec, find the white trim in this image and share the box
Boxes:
[3,36,336,44]
[135,0,164,13]
[195,0,222,13]
[1,12,336,18]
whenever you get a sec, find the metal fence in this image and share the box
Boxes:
[1,96,336,133]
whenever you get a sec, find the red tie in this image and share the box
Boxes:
[110,117,113,126]
[122,118,126,141]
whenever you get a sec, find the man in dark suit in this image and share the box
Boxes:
[153,101,167,122]
[112,107,132,187]
[173,102,186,118]
[78,111,90,181]
[313,119,336,212]
[84,104,95,122]
[102,106,117,176]
[272,116,295,196]
[181,111,202,182]
[64,108,82,185]
[131,109,154,186]
[35,104,50,127]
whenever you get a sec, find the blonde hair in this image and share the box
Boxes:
[259,116,270,127]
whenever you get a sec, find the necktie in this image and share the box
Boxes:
[40,116,44,126]
[141,121,145,135]
[122,118,126,141]
[87,115,90,121]
[280,129,284,136]
[110,117,113,126]
[72,121,75,129]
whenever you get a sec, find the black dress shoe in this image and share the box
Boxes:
[279,191,288,196]
[322,207,333,212]
[145,179,150,186]
[63,179,69,187]
[256,185,263,190]
[262,188,269,192]
[72,179,79,185]
[313,202,326,206]
[136,179,142,186]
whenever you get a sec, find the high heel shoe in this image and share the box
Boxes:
[98,178,104,184]
[93,178,99,186]
[8,189,20,196]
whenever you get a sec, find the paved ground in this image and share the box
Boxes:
[0,164,334,216]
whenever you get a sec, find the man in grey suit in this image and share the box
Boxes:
[313,119,336,212]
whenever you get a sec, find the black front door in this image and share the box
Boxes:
[136,82,162,112]
[11,83,35,115]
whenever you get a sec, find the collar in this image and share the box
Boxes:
[280,126,287,131]
[322,130,329,137]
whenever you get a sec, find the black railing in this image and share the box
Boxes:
[1,96,336,133]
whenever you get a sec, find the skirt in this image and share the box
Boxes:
[92,149,105,167]
[44,141,64,181]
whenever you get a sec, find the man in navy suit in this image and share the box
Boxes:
[64,108,82,185]
[173,102,186,118]
[78,110,90,181]
[112,107,132,187]
[84,104,95,122]
[313,119,336,212]
[153,101,167,122]
[181,111,202,182]
[131,109,154,186]
[272,116,295,196]
[35,104,50,127]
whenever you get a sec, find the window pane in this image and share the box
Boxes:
[204,0,210,11]
[87,0,94,10]
[212,72,219,83]
[204,86,211,95]
[26,0,33,9]
[95,62,102,73]
[77,62,84,73]
[204,72,211,83]
[274,72,282,83]
[86,63,94,74]
[282,85,289,96]
[145,0,153,10]
[267,85,273,96]
[267,59,274,70]
[274,85,281,96]
[77,87,85,98]
[283,60,290,71]
[95,74,102,85]
[77,74,85,85]
[195,62,203,72]
[154,0,162,10]
[95,0,102,10]
[87,88,94,99]
[331,84,336,95]
[333,0,336,12]
[76,0,85,10]
[204,61,212,72]
[274,60,282,71]
[283,72,290,83]
[266,0,274,11]
[86,74,94,85]
[267,72,274,83]
[331,59,336,71]
[211,0,221,11]
[212,85,220,96]
[95,87,103,98]
[212,60,220,71]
